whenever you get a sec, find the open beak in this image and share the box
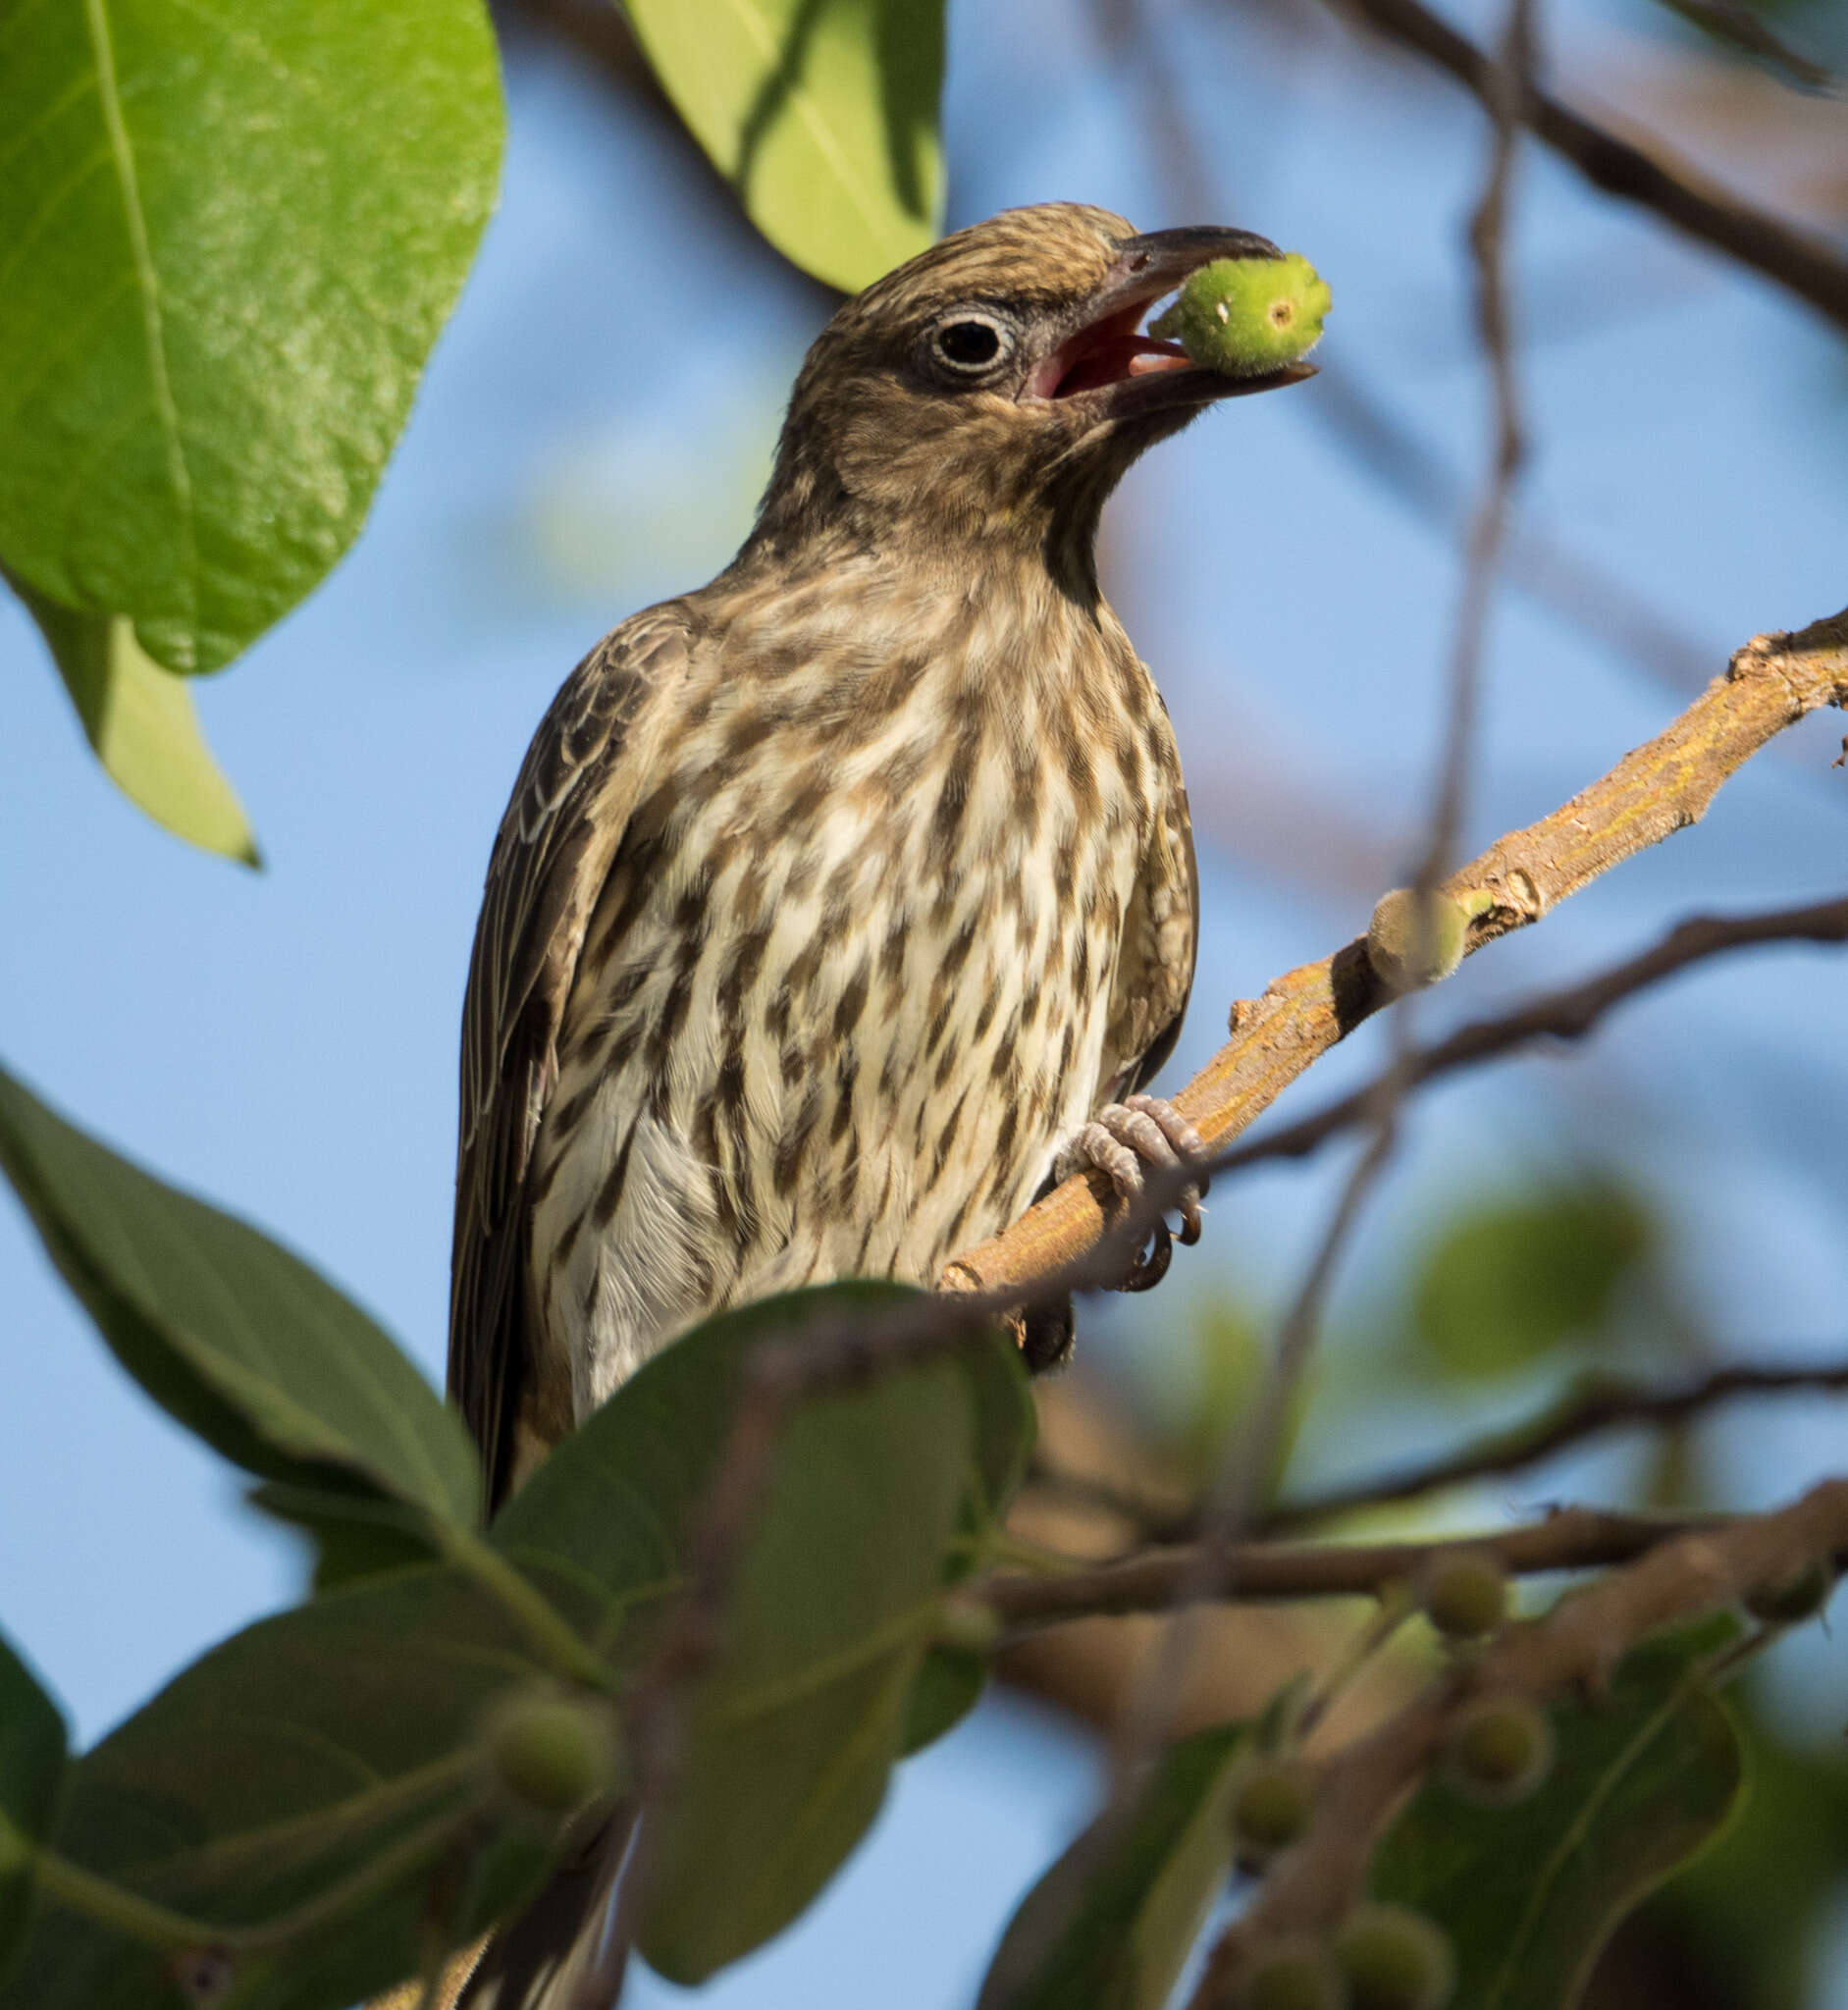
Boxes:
[1022,226,1318,413]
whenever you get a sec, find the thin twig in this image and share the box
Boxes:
[983,1504,1720,1625]
[1271,1352,1848,1529]
[1322,0,1848,333]
[1101,0,1536,1793]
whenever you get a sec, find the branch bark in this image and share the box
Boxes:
[982,1506,1716,1626]
[942,608,1848,1297]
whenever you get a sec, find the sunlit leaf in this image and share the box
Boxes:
[10,577,257,865]
[622,0,946,292]
[1372,1624,1747,2010]
[0,0,502,672]
[0,1063,479,1532]
[0,1627,68,1988]
[977,1723,1248,2010]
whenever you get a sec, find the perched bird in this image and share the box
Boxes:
[449,201,1309,1524]
[425,202,1308,2006]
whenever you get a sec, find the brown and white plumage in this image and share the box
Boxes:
[450,202,1308,1516]
[439,201,1313,2010]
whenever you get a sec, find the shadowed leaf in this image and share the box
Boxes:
[492,1281,1031,1981]
[0,1063,479,1532]
[0,1571,558,2010]
[977,1722,1248,2010]
[0,1627,68,1988]
[1372,1624,1747,2010]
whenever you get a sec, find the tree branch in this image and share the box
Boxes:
[982,1505,1716,1626]
[1183,1478,1848,2003]
[942,607,1848,1297]
[1270,1354,1848,1529]
[1321,0,1848,335]
[1211,891,1848,1183]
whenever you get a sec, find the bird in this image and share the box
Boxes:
[433,201,1311,2008]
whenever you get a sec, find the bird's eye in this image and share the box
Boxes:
[931,316,1010,374]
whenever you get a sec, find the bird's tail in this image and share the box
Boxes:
[367,1807,633,2010]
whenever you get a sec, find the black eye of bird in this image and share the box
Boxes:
[934,318,1005,371]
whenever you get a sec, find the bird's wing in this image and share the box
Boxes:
[450,604,694,1509]
[1108,766,1200,1099]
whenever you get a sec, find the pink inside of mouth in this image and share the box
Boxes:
[1023,299,1193,400]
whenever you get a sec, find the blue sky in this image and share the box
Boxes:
[3,1,1846,2001]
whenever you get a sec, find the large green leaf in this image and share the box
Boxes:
[1372,1626,1747,2010]
[0,1627,68,1988]
[977,1723,1248,2010]
[0,1569,559,2010]
[10,576,257,864]
[0,0,502,673]
[623,0,945,292]
[0,1063,479,1530]
[492,1280,1031,1981]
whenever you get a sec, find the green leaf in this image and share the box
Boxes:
[900,1645,986,1756]
[0,1062,479,1533]
[1411,1183,1654,1380]
[10,576,257,864]
[0,0,502,673]
[492,1281,1032,1981]
[622,0,945,292]
[0,1627,68,1988]
[977,1723,1249,2010]
[1372,1625,1747,2010]
[0,1568,558,2010]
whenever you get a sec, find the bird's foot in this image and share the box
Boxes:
[1062,1094,1209,1292]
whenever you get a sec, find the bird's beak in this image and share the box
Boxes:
[1021,226,1318,413]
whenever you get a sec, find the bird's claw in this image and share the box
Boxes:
[1065,1093,1209,1289]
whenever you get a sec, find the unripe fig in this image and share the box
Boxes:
[1743,1557,1835,1625]
[1149,253,1331,377]
[1237,1937,1348,2010]
[932,1593,1003,1658]
[1420,1549,1508,1642]
[1446,1695,1554,1804]
[1232,1759,1315,1861]
[485,1691,622,1815]
[1335,1905,1455,2010]
[1366,887,1493,991]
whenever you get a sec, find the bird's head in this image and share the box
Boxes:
[750,202,1314,594]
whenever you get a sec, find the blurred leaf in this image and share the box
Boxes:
[977,1723,1248,2010]
[7,576,258,864]
[1412,1183,1654,1380]
[493,1281,1031,1983]
[0,1570,558,2010]
[901,1645,987,1754]
[0,1063,480,1532]
[0,0,502,673]
[1373,1624,1746,2010]
[622,0,945,292]
[1641,1697,1848,2010]
[0,1627,68,1987]
[1647,0,1837,89]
